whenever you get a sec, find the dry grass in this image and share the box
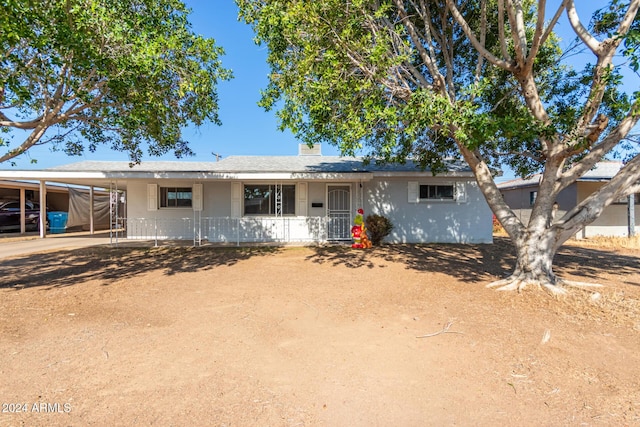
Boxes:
[493,230,640,250]
[568,234,640,249]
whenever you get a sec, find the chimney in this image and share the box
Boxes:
[298,143,322,156]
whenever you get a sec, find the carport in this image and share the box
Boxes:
[0,170,123,238]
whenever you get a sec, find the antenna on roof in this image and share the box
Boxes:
[212,152,222,162]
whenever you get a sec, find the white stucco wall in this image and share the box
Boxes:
[307,182,328,217]
[124,177,493,244]
[126,180,214,239]
[364,177,493,244]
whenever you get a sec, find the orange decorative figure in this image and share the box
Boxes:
[351,208,371,249]
[351,223,363,248]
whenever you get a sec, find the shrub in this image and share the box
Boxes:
[365,214,394,246]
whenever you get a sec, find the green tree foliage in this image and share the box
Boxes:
[238,0,640,293]
[0,0,232,164]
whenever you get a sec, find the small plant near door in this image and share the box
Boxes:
[365,214,393,246]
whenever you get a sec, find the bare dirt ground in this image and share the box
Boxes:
[1,237,639,426]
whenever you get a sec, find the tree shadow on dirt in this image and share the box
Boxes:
[0,245,282,290]
[554,244,640,287]
[306,237,640,285]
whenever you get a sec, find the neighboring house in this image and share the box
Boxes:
[498,161,639,238]
[0,147,493,244]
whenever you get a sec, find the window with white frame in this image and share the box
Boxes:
[419,184,454,200]
[409,181,466,204]
[160,187,192,208]
[244,184,295,215]
[529,191,537,206]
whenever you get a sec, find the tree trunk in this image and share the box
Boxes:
[489,228,565,294]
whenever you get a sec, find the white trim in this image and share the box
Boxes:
[231,182,242,218]
[408,181,419,204]
[297,182,308,217]
[455,182,467,204]
[374,171,473,178]
[147,184,158,211]
[192,183,203,212]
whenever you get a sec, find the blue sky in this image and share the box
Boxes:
[3,1,637,177]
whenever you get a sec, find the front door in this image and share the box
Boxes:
[327,185,351,240]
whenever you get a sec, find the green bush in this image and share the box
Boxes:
[365,214,394,246]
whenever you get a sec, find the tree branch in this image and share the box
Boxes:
[560,108,640,189]
[525,0,565,71]
[497,0,511,62]
[537,2,566,56]
[446,0,515,71]
[555,155,640,240]
[393,0,447,92]
[0,123,50,163]
[474,0,487,83]
[457,141,525,238]
[506,0,528,62]
[565,0,601,54]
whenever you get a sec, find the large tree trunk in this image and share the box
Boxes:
[489,226,603,295]
[488,224,570,294]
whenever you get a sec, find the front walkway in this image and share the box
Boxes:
[0,231,116,259]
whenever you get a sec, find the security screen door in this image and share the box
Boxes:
[327,185,351,240]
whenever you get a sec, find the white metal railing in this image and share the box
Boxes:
[120,216,338,246]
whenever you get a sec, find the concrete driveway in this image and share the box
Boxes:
[0,232,117,259]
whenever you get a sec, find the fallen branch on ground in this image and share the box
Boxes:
[416,320,464,338]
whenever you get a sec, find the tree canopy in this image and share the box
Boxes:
[0,0,231,164]
[238,0,640,293]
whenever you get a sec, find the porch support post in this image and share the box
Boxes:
[275,182,282,217]
[39,180,46,238]
[629,194,636,237]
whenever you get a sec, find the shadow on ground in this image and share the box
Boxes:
[2,238,638,291]
[0,246,282,290]
[306,237,640,285]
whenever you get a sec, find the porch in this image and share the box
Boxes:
[121,215,353,246]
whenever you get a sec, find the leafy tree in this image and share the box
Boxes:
[0,0,231,164]
[237,0,640,294]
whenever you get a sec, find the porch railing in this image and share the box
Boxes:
[119,216,344,246]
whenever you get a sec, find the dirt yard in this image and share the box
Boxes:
[1,238,639,426]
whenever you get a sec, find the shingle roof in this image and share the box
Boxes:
[46,157,471,174]
[497,161,623,190]
[46,161,220,172]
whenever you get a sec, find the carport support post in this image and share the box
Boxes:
[629,194,636,237]
[89,186,95,235]
[39,180,46,238]
[19,188,26,234]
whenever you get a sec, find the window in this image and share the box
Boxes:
[160,187,192,208]
[244,184,295,215]
[419,184,454,200]
[529,191,537,206]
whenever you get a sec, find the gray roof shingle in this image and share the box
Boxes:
[46,156,471,174]
[497,161,623,189]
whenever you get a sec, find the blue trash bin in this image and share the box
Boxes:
[47,211,68,234]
